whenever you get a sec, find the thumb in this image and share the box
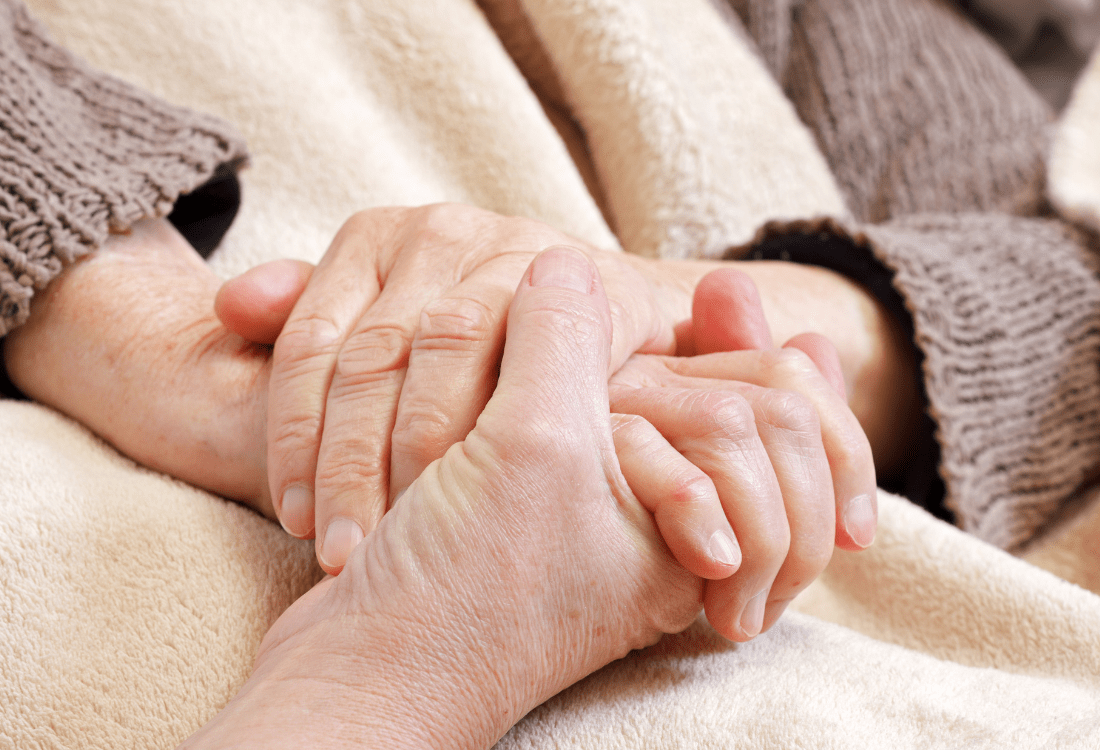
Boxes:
[487,246,613,432]
[215,259,315,344]
[691,268,773,354]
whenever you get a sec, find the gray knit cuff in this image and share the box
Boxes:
[863,215,1100,550]
[0,0,248,336]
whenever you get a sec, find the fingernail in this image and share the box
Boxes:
[279,485,314,538]
[319,517,365,570]
[843,493,877,549]
[739,589,769,639]
[707,530,741,570]
[530,246,593,293]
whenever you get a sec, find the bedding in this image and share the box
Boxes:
[3,0,1100,746]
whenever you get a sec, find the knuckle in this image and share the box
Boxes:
[696,393,757,443]
[272,315,343,374]
[832,424,876,473]
[755,389,821,440]
[392,400,458,459]
[332,324,411,388]
[752,522,792,568]
[667,468,716,507]
[340,209,374,238]
[269,409,323,456]
[335,207,396,248]
[416,296,499,352]
[761,347,817,382]
[416,203,492,241]
[782,531,834,591]
[315,440,388,490]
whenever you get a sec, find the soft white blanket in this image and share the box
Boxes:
[3,0,1100,746]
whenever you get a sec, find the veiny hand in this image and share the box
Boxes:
[216,203,684,574]
[184,247,707,750]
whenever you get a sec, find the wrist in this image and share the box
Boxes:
[184,582,514,750]
[3,219,273,515]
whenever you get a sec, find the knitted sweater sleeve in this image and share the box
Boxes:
[734,0,1053,224]
[746,215,1100,552]
[0,0,248,336]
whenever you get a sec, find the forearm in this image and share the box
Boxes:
[2,218,273,516]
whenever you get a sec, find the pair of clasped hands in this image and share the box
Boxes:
[213,204,877,644]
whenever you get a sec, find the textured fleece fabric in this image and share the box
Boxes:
[1049,44,1100,234]
[0,0,247,336]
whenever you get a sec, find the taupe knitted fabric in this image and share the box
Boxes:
[0,0,247,336]
[724,0,802,82]
[872,216,1100,550]
[733,0,1054,223]
[756,215,1100,551]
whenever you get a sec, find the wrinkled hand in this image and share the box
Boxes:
[605,268,876,640]
[184,248,704,749]
[217,203,682,573]
[221,232,877,642]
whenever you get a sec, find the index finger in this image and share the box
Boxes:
[266,220,386,539]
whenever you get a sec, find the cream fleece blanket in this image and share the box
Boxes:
[1050,43,1100,235]
[3,0,1100,746]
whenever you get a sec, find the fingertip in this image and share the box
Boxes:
[216,259,316,344]
[837,492,877,550]
[318,516,365,573]
[502,246,611,390]
[526,245,598,294]
[278,484,316,539]
[692,268,773,354]
[782,332,847,401]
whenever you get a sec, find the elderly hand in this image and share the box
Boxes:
[217,203,685,573]
[218,205,891,582]
[222,230,877,643]
[3,218,272,512]
[183,247,705,749]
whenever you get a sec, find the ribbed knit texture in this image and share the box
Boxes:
[737,0,1054,223]
[849,215,1100,551]
[0,0,247,336]
[725,0,803,82]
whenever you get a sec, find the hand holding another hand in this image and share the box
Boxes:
[186,247,704,749]
[220,205,877,643]
[218,203,683,573]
